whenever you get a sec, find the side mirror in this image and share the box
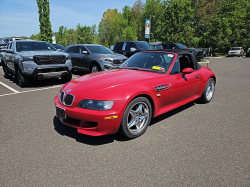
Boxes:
[56,49,62,52]
[5,49,15,54]
[130,48,137,52]
[182,68,193,74]
[82,51,88,54]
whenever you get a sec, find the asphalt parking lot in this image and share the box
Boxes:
[0,57,250,186]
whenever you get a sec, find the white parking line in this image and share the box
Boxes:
[0,81,20,93]
[0,84,62,97]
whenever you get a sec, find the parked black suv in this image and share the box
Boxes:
[158,43,204,61]
[113,41,154,58]
[64,44,127,73]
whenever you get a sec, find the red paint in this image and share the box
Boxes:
[55,51,216,136]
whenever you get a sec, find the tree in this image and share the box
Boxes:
[36,0,52,43]
[159,0,194,46]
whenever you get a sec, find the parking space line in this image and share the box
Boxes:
[0,84,62,97]
[0,81,20,93]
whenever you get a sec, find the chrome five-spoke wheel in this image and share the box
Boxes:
[127,101,150,134]
[206,79,215,101]
[119,97,152,139]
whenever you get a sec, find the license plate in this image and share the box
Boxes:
[56,105,66,119]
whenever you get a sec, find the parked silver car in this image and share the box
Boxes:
[228,47,244,57]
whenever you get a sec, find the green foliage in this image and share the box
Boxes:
[30,0,249,52]
[36,0,52,43]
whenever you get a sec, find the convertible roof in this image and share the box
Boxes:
[141,49,201,70]
[145,49,194,55]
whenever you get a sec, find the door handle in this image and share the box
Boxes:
[195,76,200,79]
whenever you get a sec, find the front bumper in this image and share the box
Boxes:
[22,60,72,78]
[54,95,127,136]
[228,52,240,56]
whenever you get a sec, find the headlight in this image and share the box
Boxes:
[77,99,114,110]
[65,54,71,60]
[99,57,113,63]
[22,57,33,61]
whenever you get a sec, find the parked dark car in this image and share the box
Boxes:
[64,44,127,73]
[201,48,210,57]
[113,41,154,57]
[52,44,65,51]
[151,43,163,49]
[156,42,204,61]
[246,48,250,57]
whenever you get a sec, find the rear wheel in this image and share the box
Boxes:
[199,78,215,103]
[119,97,152,139]
[16,67,31,87]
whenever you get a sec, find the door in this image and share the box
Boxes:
[125,42,137,58]
[66,46,79,68]
[169,55,201,104]
[78,46,90,70]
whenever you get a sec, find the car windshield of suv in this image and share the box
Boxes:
[86,45,113,54]
[120,52,175,74]
[135,41,154,50]
[16,42,56,52]
[231,47,240,50]
[52,44,65,50]
[176,43,188,49]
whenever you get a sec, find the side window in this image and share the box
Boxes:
[169,44,176,49]
[125,42,136,51]
[115,42,124,50]
[67,46,79,53]
[9,43,12,50]
[179,55,195,72]
[170,58,180,75]
[11,42,15,51]
[79,46,87,54]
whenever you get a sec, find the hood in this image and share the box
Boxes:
[94,53,127,59]
[61,69,162,103]
[17,51,68,58]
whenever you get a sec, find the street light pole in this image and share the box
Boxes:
[149,15,155,44]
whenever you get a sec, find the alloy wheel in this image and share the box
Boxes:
[206,80,215,101]
[126,101,150,134]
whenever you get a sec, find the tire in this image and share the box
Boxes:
[119,97,152,139]
[199,78,215,104]
[2,64,11,79]
[61,71,72,82]
[90,63,101,73]
[16,67,31,87]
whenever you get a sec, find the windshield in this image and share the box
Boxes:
[16,42,56,52]
[176,43,188,49]
[86,45,113,54]
[52,44,65,50]
[120,52,175,74]
[231,47,240,50]
[135,41,154,50]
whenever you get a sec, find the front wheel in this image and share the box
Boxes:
[61,71,72,82]
[90,64,101,73]
[119,97,152,139]
[199,78,215,103]
[16,68,31,87]
[3,64,11,79]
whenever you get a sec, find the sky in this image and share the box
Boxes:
[0,0,144,38]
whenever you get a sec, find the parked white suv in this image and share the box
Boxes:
[228,47,244,57]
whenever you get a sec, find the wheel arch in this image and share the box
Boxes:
[89,60,101,71]
[127,94,155,118]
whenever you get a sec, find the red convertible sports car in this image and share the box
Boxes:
[55,49,216,139]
